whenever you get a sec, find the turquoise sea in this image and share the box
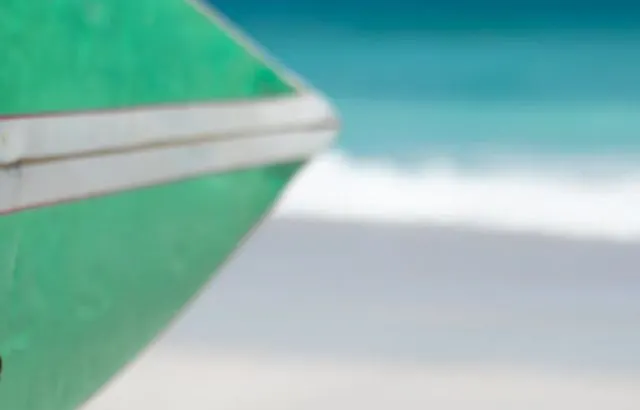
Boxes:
[212,0,640,240]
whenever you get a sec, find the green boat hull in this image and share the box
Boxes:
[0,163,301,409]
[1,0,294,115]
[0,0,337,408]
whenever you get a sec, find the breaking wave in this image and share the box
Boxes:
[275,151,640,241]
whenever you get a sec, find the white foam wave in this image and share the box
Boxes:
[275,152,640,241]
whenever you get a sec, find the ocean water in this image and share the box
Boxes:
[213,0,640,240]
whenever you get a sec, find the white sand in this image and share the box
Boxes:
[86,348,640,410]
[86,219,640,409]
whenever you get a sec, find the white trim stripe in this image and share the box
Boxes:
[0,92,338,213]
[0,93,335,165]
[0,128,336,214]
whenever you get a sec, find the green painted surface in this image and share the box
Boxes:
[0,0,295,116]
[0,1,323,407]
[0,162,302,409]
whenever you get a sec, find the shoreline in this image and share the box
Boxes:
[271,215,640,246]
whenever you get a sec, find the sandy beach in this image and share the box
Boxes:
[85,218,640,409]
